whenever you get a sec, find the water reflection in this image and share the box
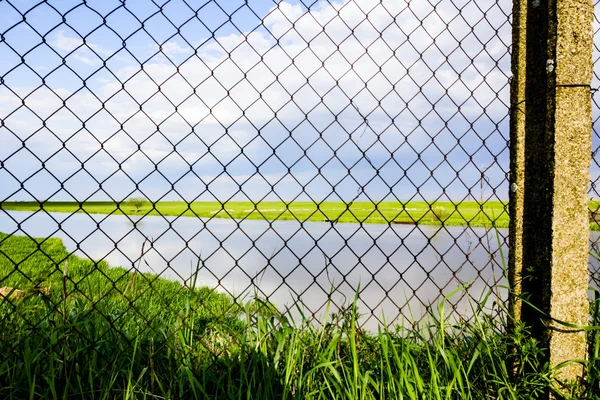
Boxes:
[0,210,521,328]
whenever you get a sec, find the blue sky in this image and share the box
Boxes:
[0,0,569,204]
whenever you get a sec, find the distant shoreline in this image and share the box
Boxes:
[1,200,510,228]
[3,200,600,230]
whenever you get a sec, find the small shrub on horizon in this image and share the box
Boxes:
[126,196,148,212]
[429,205,449,223]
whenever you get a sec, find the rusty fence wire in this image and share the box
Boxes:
[0,0,597,373]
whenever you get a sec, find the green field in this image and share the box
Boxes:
[1,232,596,398]
[1,200,511,227]
[4,200,600,230]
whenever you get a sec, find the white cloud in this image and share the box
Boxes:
[161,41,192,57]
[73,54,101,66]
[1,0,514,201]
[49,30,112,60]
[50,30,83,52]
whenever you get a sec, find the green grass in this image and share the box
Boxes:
[1,200,510,227]
[5,200,597,230]
[1,232,599,398]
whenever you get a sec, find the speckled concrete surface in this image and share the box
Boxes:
[509,0,527,327]
[511,0,593,392]
[547,0,593,386]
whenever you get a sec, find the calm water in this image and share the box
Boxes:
[0,210,516,327]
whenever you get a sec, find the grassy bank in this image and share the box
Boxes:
[1,232,599,398]
[1,200,510,227]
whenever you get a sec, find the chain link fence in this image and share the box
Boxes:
[0,0,596,362]
[0,0,530,331]
[589,1,600,290]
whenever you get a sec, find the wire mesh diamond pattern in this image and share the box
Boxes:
[4,0,587,393]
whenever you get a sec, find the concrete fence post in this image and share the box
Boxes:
[509,0,594,391]
[508,0,527,332]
